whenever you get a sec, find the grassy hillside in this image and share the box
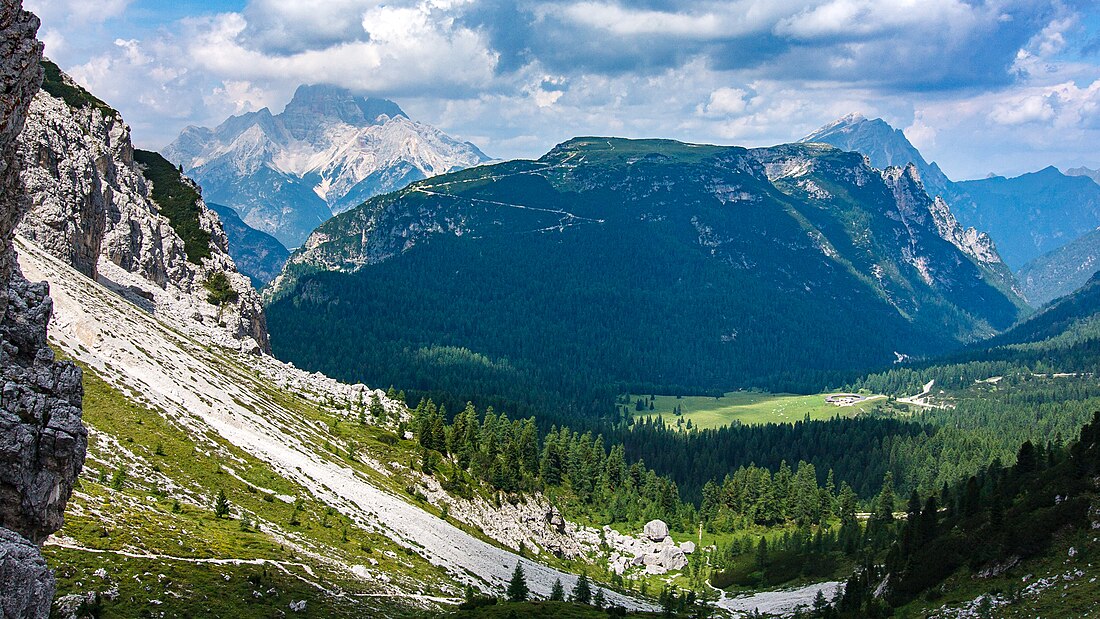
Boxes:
[134,149,212,264]
[47,358,452,617]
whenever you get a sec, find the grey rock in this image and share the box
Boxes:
[17,91,107,278]
[1,4,84,618]
[657,544,688,571]
[15,65,270,353]
[0,528,53,619]
[642,519,669,542]
[52,592,97,619]
[680,540,696,554]
[545,507,565,533]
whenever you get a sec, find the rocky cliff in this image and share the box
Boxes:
[0,2,86,617]
[16,63,270,354]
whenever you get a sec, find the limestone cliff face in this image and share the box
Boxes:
[0,2,87,617]
[16,66,270,354]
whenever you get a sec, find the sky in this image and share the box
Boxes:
[26,0,1100,180]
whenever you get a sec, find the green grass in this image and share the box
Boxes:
[626,391,884,429]
[133,149,212,264]
[40,59,116,115]
[46,358,458,617]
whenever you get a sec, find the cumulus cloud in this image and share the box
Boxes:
[698,88,751,117]
[29,0,1100,175]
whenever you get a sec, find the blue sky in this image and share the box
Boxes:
[26,0,1100,179]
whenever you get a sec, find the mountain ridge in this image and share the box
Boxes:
[1016,227,1100,306]
[267,136,1024,418]
[164,85,491,247]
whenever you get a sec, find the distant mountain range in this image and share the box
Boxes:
[164,85,491,247]
[945,167,1100,271]
[1016,227,1100,306]
[266,137,1024,417]
[803,115,1100,302]
[206,203,289,288]
[1066,166,1100,185]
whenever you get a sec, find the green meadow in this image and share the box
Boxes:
[626,391,886,429]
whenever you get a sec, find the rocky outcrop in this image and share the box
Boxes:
[1,2,87,617]
[15,64,270,354]
[16,90,108,278]
[0,528,53,618]
[605,521,693,576]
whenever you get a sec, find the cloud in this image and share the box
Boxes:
[30,0,1100,177]
[182,3,497,98]
[698,88,750,117]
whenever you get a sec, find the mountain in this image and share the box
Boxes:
[267,137,1023,419]
[988,268,1100,350]
[803,115,1100,274]
[163,85,491,247]
[800,113,952,198]
[1016,227,1100,306]
[207,202,289,288]
[17,60,269,353]
[0,7,86,617]
[1066,165,1100,186]
[946,166,1100,270]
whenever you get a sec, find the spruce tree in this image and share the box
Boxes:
[549,578,565,601]
[506,562,528,602]
[214,488,230,518]
[571,573,592,605]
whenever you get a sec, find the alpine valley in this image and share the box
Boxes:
[4,2,1100,619]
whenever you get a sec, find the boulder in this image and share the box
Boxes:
[680,540,696,554]
[657,544,688,571]
[643,519,669,542]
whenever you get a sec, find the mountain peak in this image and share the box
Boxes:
[282,84,406,127]
[800,114,951,197]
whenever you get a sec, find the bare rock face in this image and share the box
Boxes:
[1,1,87,617]
[0,0,42,302]
[15,65,270,354]
[1,273,85,542]
[16,92,108,278]
[0,528,53,619]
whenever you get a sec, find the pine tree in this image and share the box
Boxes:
[755,536,768,570]
[593,588,605,609]
[214,488,230,518]
[874,472,895,523]
[549,578,565,601]
[506,562,528,602]
[571,573,592,605]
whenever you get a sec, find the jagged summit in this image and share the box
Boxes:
[280,84,406,129]
[164,85,491,247]
[801,113,951,198]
